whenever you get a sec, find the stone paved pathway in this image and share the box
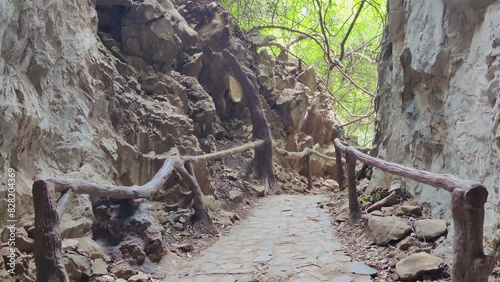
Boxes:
[164,195,376,282]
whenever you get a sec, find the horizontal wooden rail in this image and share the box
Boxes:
[183,140,265,162]
[273,146,314,190]
[44,156,181,199]
[333,139,482,193]
[42,141,266,199]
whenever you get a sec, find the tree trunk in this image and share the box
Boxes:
[223,49,280,194]
[33,180,69,282]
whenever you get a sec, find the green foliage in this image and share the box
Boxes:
[221,0,386,146]
[360,192,382,207]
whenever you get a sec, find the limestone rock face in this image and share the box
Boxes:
[302,94,341,145]
[0,0,344,277]
[373,0,500,247]
[0,0,218,273]
[119,0,197,66]
[297,67,318,92]
[275,87,310,133]
[0,0,216,225]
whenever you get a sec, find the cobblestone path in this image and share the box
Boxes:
[164,195,376,282]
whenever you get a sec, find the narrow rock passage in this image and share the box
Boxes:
[165,195,375,282]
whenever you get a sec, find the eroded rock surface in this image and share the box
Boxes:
[0,0,344,279]
[372,0,500,253]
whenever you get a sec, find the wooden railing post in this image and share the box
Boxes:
[178,162,217,235]
[33,180,69,282]
[304,149,313,190]
[345,151,362,225]
[334,142,345,190]
[451,185,495,282]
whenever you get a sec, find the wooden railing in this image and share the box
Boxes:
[31,137,497,282]
[332,138,497,282]
[32,140,265,282]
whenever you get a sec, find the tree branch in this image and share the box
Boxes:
[251,25,327,56]
[335,64,375,97]
[340,110,375,127]
[339,0,367,61]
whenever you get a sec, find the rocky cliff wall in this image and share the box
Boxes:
[373,0,500,251]
[0,1,342,277]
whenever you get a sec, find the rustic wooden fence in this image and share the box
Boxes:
[31,137,496,282]
[32,140,265,282]
[332,138,497,282]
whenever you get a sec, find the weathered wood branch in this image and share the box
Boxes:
[333,138,481,192]
[44,141,267,198]
[56,188,74,220]
[44,156,181,198]
[345,151,361,225]
[223,49,280,194]
[311,150,337,162]
[33,180,69,282]
[183,140,264,162]
[251,25,327,57]
[339,110,375,128]
[339,0,367,61]
[273,146,313,190]
[274,145,311,158]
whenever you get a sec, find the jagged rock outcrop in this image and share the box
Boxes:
[372,0,500,254]
[0,0,212,277]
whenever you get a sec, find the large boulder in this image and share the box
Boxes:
[365,216,411,245]
[76,237,111,261]
[119,0,197,67]
[275,87,309,133]
[297,67,318,92]
[415,219,447,241]
[302,93,340,144]
[395,252,443,280]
